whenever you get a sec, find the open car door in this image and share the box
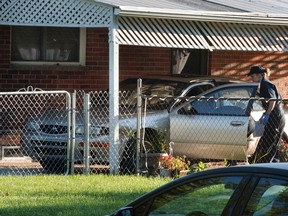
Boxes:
[169,85,259,161]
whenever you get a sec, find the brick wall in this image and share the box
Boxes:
[0,26,287,97]
[0,27,171,92]
[209,50,288,98]
[120,46,171,80]
[0,26,10,71]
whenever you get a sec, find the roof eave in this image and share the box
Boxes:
[115,7,288,26]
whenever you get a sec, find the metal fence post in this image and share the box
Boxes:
[83,93,91,175]
[66,94,71,175]
[136,79,142,174]
[69,91,76,175]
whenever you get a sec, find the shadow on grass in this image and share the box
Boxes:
[0,189,147,216]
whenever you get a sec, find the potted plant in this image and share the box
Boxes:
[160,155,191,178]
[140,128,170,175]
[120,128,170,175]
[279,139,288,162]
[142,128,168,153]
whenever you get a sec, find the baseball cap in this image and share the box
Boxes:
[246,66,266,76]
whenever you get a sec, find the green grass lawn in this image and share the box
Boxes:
[0,175,171,216]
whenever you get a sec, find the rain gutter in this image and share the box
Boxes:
[114,7,288,26]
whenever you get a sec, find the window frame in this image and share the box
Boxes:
[11,27,86,66]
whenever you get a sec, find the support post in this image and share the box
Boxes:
[108,15,120,174]
[83,93,90,175]
[136,79,142,174]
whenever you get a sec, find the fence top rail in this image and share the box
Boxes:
[0,88,70,96]
[141,95,288,103]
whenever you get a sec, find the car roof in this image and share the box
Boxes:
[127,163,288,207]
[121,75,244,84]
[231,162,288,171]
[176,162,288,182]
[184,162,288,181]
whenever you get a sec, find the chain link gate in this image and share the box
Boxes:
[78,90,139,175]
[0,87,71,175]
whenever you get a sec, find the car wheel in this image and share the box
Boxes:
[119,128,158,175]
[40,157,67,174]
[119,134,137,175]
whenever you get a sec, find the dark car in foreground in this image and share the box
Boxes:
[111,163,288,216]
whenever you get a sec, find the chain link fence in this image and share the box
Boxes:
[0,85,287,176]
[82,87,288,176]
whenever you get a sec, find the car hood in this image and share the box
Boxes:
[27,106,167,127]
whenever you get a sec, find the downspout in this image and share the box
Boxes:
[108,13,120,174]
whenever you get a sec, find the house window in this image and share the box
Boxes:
[172,49,208,75]
[11,26,86,65]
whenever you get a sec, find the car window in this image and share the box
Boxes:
[179,86,256,116]
[118,79,191,109]
[170,84,214,110]
[120,79,190,97]
[134,176,242,216]
[185,84,214,97]
[252,100,264,110]
[244,177,288,216]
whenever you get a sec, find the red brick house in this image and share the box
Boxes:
[0,0,288,97]
[0,0,288,174]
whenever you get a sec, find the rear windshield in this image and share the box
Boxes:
[120,78,190,97]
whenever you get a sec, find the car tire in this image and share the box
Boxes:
[120,128,158,175]
[40,157,67,174]
[119,136,137,175]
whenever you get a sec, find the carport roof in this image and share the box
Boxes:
[117,17,288,51]
[0,0,288,51]
[207,0,288,14]
[1,0,288,27]
[97,0,242,11]
[99,0,288,14]
[103,0,288,51]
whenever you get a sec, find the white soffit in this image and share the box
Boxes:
[118,17,211,50]
[0,0,113,27]
[118,17,288,52]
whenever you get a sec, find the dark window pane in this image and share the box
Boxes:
[45,27,79,62]
[12,26,41,61]
[12,26,80,62]
[172,49,208,75]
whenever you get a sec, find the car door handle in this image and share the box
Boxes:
[230,121,245,126]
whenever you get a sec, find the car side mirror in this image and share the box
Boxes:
[113,207,134,216]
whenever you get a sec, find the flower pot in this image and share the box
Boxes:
[140,153,168,174]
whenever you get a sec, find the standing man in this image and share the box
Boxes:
[247,66,285,163]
